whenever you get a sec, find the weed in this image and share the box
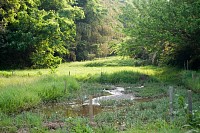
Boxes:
[65,117,93,133]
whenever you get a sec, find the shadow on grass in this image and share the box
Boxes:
[86,70,158,84]
[84,59,150,67]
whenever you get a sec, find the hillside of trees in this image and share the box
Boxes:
[1,0,200,70]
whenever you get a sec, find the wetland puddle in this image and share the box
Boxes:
[33,86,156,118]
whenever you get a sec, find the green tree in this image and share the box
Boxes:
[75,0,108,60]
[0,0,84,68]
[120,0,200,69]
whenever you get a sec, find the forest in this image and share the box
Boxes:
[0,0,124,69]
[0,0,200,132]
[1,0,199,70]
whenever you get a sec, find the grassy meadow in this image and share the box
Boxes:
[0,56,199,132]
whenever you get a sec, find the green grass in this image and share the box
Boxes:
[94,87,200,132]
[0,75,79,113]
[180,70,200,92]
[84,56,149,67]
[124,120,186,133]
[0,56,200,132]
[95,70,157,84]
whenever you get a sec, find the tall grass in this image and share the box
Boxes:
[181,70,200,92]
[0,75,79,113]
[0,56,200,132]
[89,70,158,84]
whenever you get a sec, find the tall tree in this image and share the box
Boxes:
[120,0,200,69]
[0,0,84,68]
[75,0,108,60]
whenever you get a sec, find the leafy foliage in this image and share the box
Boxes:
[0,0,83,68]
[75,0,125,61]
[75,0,107,60]
[120,0,200,69]
[0,0,126,68]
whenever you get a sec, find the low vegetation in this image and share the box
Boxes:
[0,57,199,132]
[0,75,79,113]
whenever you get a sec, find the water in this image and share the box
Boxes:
[34,103,102,118]
[32,86,152,118]
[83,87,135,105]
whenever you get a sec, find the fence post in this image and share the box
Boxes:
[64,80,67,94]
[184,62,186,70]
[187,60,189,70]
[169,86,174,122]
[89,95,94,125]
[188,90,192,121]
[69,71,71,76]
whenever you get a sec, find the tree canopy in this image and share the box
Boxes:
[0,0,84,68]
[0,0,125,69]
[1,0,199,70]
[119,0,200,69]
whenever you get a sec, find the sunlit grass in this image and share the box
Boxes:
[0,56,199,132]
[0,56,158,88]
[0,76,38,88]
[0,75,79,113]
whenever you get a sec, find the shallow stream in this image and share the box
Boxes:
[33,86,152,118]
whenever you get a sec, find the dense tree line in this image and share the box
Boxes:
[75,0,125,61]
[0,0,85,69]
[3,0,197,70]
[119,0,200,70]
[75,0,108,61]
[0,0,126,69]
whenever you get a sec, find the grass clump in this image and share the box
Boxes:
[0,88,41,113]
[98,71,157,84]
[84,57,149,67]
[181,70,200,92]
[125,83,167,97]
[0,112,44,133]
[65,117,93,133]
[124,120,185,133]
[0,75,80,114]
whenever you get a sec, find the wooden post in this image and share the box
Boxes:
[187,60,189,70]
[169,86,174,122]
[64,80,67,94]
[89,95,94,125]
[184,62,186,70]
[69,71,71,76]
[188,90,192,120]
